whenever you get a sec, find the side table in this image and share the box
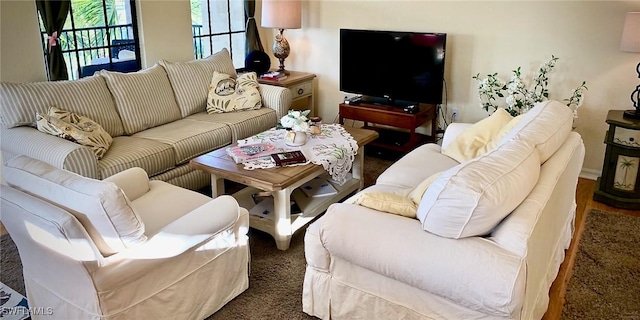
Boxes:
[593,110,640,209]
[257,70,317,115]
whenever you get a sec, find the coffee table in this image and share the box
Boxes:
[190,126,378,250]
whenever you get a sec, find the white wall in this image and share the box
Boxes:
[136,0,194,67]
[273,0,640,176]
[2,0,640,177]
[0,0,47,82]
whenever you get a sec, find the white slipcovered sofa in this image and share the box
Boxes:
[1,155,249,319]
[303,101,585,319]
[0,48,291,190]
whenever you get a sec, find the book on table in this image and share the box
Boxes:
[259,71,288,81]
[226,142,279,164]
[271,151,307,166]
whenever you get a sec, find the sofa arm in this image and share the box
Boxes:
[441,123,473,150]
[1,126,99,178]
[304,217,331,271]
[103,167,150,201]
[259,84,292,119]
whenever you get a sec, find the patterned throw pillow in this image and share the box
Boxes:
[206,71,262,113]
[36,107,113,159]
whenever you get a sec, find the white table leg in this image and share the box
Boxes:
[210,174,225,197]
[272,188,293,250]
[353,148,365,191]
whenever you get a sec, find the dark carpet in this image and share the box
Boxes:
[561,209,640,320]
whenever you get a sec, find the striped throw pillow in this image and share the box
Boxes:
[159,48,237,117]
[100,64,182,135]
[0,76,125,137]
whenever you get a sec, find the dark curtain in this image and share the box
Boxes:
[36,0,71,81]
[244,0,264,54]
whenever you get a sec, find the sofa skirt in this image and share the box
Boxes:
[303,256,517,320]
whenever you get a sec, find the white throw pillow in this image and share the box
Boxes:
[417,138,541,239]
[498,100,573,163]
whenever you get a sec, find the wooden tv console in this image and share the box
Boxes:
[339,102,436,153]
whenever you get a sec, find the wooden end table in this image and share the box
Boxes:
[190,127,378,250]
[257,70,317,115]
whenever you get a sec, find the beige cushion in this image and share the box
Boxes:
[498,100,573,163]
[417,139,541,239]
[0,75,125,136]
[186,108,277,143]
[3,156,147,256]
[442,108,513,162]
[36,107,113,159]
[159,48,238,117]
[100,64,181,135]
[206,72,262,114]
[131,119,232,164]
[355,192,417,218]
[354,172,442,219]
[98,136,176,179]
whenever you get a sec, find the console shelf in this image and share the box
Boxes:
[339,102,436,153]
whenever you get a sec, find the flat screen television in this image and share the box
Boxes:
[340,29,447,106]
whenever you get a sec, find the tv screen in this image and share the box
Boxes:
[340,29,446,106]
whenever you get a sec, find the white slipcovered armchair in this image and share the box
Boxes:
[1,155,249,320]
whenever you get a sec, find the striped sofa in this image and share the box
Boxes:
[0,49,292,190]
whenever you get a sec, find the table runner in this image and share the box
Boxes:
[237,124,358,184]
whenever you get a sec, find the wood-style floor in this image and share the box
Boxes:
[1,178,636,318]
[542,178,640,320]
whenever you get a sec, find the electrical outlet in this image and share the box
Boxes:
[451,107,459,123]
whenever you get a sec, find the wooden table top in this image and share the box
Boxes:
[190,126,379,191]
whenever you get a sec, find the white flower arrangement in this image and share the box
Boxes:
[473,56,588,118]
[278,110,311,132]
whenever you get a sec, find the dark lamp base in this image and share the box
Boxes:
[623,109,640,119]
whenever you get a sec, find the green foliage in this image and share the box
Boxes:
[69,0,118,28]
[190,0,202,24]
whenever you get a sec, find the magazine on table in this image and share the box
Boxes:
[249,193,302,220]
[300,177,338,197]
[226,142,279,164]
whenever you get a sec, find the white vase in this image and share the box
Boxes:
[285,131,307,146]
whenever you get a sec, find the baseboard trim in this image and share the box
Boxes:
[580,168,600,181]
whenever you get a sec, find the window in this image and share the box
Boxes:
[38,0,141,80]
[191,0,246,68]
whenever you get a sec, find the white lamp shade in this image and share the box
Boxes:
[261,0,301,29]
[621,12,640,53]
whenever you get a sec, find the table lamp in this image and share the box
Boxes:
[621,12,640,119]
[261,0,301,75]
